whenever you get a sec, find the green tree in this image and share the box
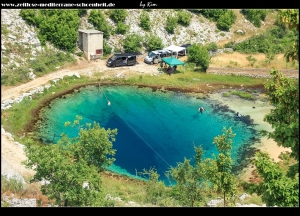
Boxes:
[144,34,164,52]
[277,9,299,63]
[187,43,210,71]
[139,11,151,31]
[216,10,236,31]
[263,69,299,165]
[141,167,167,205]
[244,152,299,207]
[88,10,111,38]
[123,33,143,53]
[23,117,117,206]
[168,145,211,207]
[208,127,237,207]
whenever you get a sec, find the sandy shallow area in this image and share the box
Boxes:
[1,59,292,183]
[207,92,292,182]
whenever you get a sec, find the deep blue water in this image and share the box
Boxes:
[36,85,259,184]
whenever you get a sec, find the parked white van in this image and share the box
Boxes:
[144,49,173,64]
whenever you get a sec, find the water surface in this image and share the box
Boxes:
[36,85,260,184]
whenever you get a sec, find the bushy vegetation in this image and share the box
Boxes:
[216,10,236,31]
[194,9,236,31]
[88,10,111,39]
[240,9,267,28]
[20,9,81,53]
[103,40,112,56]
[115,22,128,35]
[30,48,76,76]
[123,33,143,53]
[187,43,210,71]
[1,48,76,86]
[177,10,192,26]
[229,23,298,55]
[109,9,127,23]
[139,11,151,31]
[205,42,218,51]
[144,34,164,52]
[165,15,178,34]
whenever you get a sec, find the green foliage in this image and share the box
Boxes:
[23,117,117,206]
[20,9,80,52]
[30,49,76,75]
[246,55,257,67]
[115,22,128,35]
[244,152,299,207]
[197,9,227,22]
[144,34,164,52]
[277,9,299,63]
[88,10,111,39]
[228,90,255,100]
[20,9,40,26]
[187,43,210,71]
[123,33,143,53]
[167,145,211,207]
[206,42,218,51]
[103,40,112,56]
[78,9,87,17]
[139,11,151,31]
[216,10,236,31]
[177,10,192,26]
[109,9,127,23]
[140,167,167,205]
[263,69,299,163]
[208,127,238,207]
[165,15,178,34]
[233,24,297,55]
[240,9,267,28]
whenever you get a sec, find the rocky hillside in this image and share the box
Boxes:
[1,9,272,79]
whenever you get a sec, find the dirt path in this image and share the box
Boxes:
[1,58,160,178]
[1,57,159,102]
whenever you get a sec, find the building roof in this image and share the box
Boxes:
[78,29,103,34]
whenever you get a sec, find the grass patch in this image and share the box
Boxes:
[229,90,255,100]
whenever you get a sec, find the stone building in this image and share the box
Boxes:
[78,29,103,61]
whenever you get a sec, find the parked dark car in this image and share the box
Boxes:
[106,52,141,67]
[178,44,191,56]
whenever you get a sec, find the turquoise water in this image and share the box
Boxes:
[36,85,259,184]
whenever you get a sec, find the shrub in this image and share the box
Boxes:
[109,9,127,23]
[88,10,111,38]
[123,34,143,53]
[139,11,151,31]
[165,15,178,34]
[144,34,164,52]
[187,43,210,71]
[177,10,192,26]
[240,9,267,28]
[103,40,112,56]
[206,42,218,51]
[115,22,128,35]
[216,10,236,31]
